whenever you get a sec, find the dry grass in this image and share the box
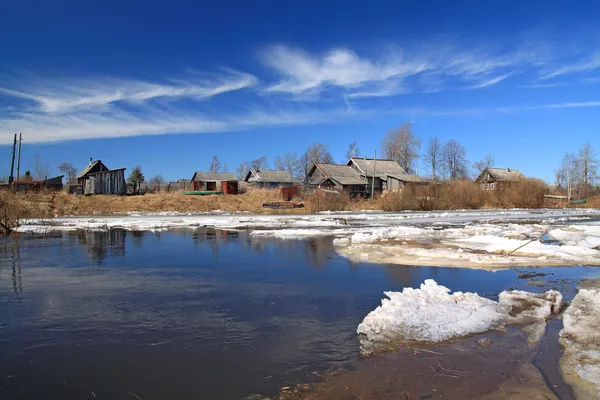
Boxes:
[378,181,486,211]
[14,188,283,216]
[304,191,351,213]
[0,190,48,234]
[487,178,547,209]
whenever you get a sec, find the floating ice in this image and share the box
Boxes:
[357,280,562,353]
[560,281,600,400]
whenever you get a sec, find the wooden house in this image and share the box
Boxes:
[245,169,295,187]
[347,157,425,193]
[190,172,237,191]
[10,175,64,192]
[475,168,525,190]
[77,159,126,195]
[304,163,368,197]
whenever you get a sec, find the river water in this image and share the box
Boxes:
[1,229,598,399]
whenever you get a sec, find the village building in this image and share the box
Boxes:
[347,157,425,192]
[245,169,295,188]
[475,167,525,190]
[304,163,368,197]
[190,172,238,192]
[76,159,126,195]
[9,175,64,192]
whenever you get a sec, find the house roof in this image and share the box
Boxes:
[308,164,367,186]
[477,168,525,182]
[245,169,294,183]
[76,160,108,179]
[348,157,407,178]
[387,174,424,183]
[191,172,237,181]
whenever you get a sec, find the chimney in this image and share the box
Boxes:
[90,158,93,165]
[507,168,511,172]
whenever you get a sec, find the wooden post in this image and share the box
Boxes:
[9,134,17,185]
[371,150,376,199]
[16,133,22,181]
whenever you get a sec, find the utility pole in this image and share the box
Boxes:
[16,133,22,181]
[9,133,17,185]
[371,150,376,200]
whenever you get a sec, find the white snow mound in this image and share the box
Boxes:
[358,279,562,350]
[560,284,600,399]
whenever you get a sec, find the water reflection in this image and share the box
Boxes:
[1,229,596,400]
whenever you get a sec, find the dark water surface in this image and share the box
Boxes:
[1,229,598,400]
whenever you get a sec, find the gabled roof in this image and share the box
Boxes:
[348,157,407,178]
[77,160,108,179]
[307,164,367,186]
[191,171,237,181]
[387,174,424,183]
[245,169,294,183]
[476,167,525,182]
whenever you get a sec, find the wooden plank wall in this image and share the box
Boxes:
[85,170,126,195]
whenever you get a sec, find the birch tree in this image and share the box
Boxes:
[472,154,495,179]
[577,143,597,198]
[381,123,421,173]
[442,139,468,180]
[209,156,221,173]
[422,137,442,180]
[345,141,360,161]
[274,152,302,181]
[556,153,578,201]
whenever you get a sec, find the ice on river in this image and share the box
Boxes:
[14,208,600,267]
[357,279,562,354]
[560,279,600,400]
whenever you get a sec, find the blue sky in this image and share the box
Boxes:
[1,0,600,182]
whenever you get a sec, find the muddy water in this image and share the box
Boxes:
[1,229,598,399]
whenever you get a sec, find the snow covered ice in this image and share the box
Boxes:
[14,208,600,268]
[560,279,600,400]
[357,279,562,353]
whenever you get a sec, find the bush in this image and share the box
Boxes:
[305,190,350,213]
[378,181,486,211]
[489,178,546,209]
[0,190,29,235]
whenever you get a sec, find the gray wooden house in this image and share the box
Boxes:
[191,172,237,191]
[245,169,294,187]
[77,159,126,195]
[304,163,368,197]
[475,168,525,190]
[347,157,424,192]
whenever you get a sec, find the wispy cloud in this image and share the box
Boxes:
[0,69,257,114]
[465,71,517,89]
[262,45,428,95]
[541,52,600,80]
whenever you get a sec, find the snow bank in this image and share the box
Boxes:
[560,282,600,400]
[358,280,562,352]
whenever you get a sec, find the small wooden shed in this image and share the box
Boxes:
[191,172,237,191]
[221,180,239,195]
[84,168,126,195]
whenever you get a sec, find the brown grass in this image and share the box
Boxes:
[304,191,351,213]
[378,181,486,211]
[487,178,547,209]
[0,190,47,234]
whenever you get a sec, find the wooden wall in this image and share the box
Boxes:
[84,170,126,195]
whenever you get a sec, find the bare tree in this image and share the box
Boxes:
[442,139,469,180]
[472,154,495,179]
[381,123,421,173]
[34,154,52,180]
[236,162,249,180]
[274,152,302,181]
[209,156,221,173]
[345,140,360,161]
[149,175,165,185]
[556,153,579,201]
[222,164,229,173]
[58,162,78,184]
[577,143,597,198]
[250,156,269,171]
[422,137,442,180]
[302,143,334,178]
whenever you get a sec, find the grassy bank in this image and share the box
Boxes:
[1,184,598,224]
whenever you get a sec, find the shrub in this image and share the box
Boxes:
[0,190,28,235]
[305,190,350,213]
[489,178,546,209]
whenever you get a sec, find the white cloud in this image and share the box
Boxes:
[0,69,257,114]
[262,45,428,95]
[541,52,600,79]
[466,71,517,89]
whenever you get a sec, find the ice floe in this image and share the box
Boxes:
[560,280,600,400]
[357,280,562,354]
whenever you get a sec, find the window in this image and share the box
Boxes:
[490,182,495,190]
